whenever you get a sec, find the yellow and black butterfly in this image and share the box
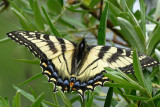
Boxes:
[7,31,159,100]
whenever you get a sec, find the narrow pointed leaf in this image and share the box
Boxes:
[0,37,10,43]
[18,73,43,86]
[42,100,60,107]
[117,17,145,52]
[13,85,35,102]
[126,95,149,100]
[12,58,39,64]
[103,72,140,90]
[13,85,48,107]
[41,6,61,37]
[147,24,160,55]
[52,93,58,105]
[13,91,21,107]
[125,5,145,47]
[89,0,101,8]
[148,93,160,101]
[98,2,108,45]
[139,0,146,34]
[133,49,149,94]
[33,0,44,31]
[57,88,73,107]
[104,87,113,107]
[0,97,7,107]
[9,1,36,31]
[31,93,44,107]
[86,93,94,107]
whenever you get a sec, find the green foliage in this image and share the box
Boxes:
[97,2,108,45]
[1,0,160,107]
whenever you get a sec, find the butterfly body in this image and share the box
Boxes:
[7,31,159,100]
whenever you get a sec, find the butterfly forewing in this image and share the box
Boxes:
[7,31,76,60]
[90,46,159,73]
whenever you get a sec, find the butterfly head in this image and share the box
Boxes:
[79,39,87,49]
[77,39,88,62]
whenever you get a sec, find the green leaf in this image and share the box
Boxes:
[103,72,140,90]
[125,5,145,49]
[0,97,8,107]
[89,0,101,8]
[107,1,122,17]
[86,93,93,107]
[58,0,63,6]
[57,88,73,107]
[41,6,61,37]
[143,71,152,94]
[0,37,10,43]
[31,93,44,107]
[104,87,113,107]
[13,91,21,107]
[148,93,160,102]
[126,95,149,100]
[52,93,58,105]
[147,24,160,55]
[104,68,144,91]
[29,0,34,10]
[42,100,60,107]
[150,67,159,78]
[139,0,146,34]
[117,17,145,52]
[29,87,37,99]
[12,58,39,64]
[98,2,108,45]
[70,96,80,104]
[4,97,9,107]
[68,2,82,10]
[18,73,43,86]
[154,0,160,21]
[13,85,35,102]
[133,49,145,87]
[63,16,86,28]
[10,1,36,31]
[130,102,137,107]
[33,0,45,31]
[47,0,62,15]
[133,49,150,94]
[126,0,135,11]
[13,85,48,107]
[104,82,138,89]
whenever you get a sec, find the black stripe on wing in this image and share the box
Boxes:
[43,34,58,54]
[56,37,70,74]
[91,46,159,73]
[7,31,47,60]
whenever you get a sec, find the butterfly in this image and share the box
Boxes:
[7,31,159,101]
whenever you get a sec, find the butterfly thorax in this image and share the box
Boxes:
[68,39,89,91]
[74,39,89,74]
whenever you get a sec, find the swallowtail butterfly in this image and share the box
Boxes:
[7,31,159,100]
